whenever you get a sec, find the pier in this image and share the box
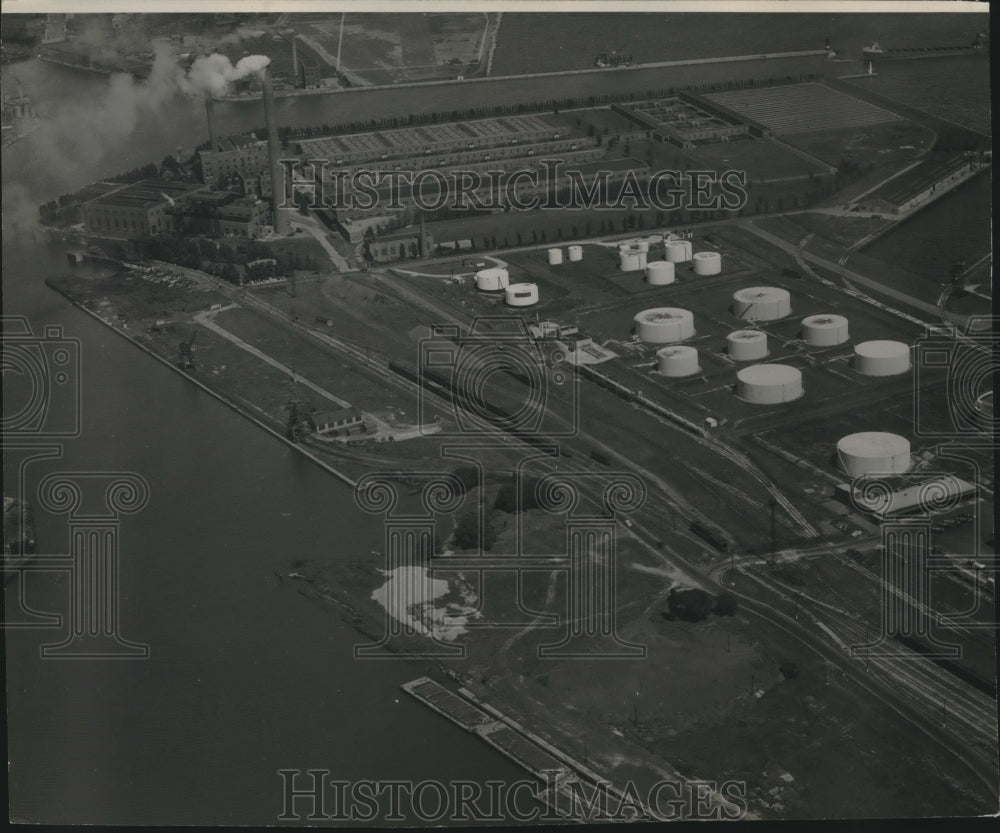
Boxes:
[402,676,643,819]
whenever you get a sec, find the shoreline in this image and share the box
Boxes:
[45,279,359,490]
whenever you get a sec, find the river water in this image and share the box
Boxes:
[2,59,523,825]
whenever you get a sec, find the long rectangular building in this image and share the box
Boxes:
[81,179,206,239]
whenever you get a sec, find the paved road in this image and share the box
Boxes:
[288,214,351,271]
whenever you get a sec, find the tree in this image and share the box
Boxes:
[779,662,799,679]
[493,478,540,513]
[663,587,712,622]
[713,593,738,616]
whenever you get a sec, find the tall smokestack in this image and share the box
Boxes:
[204,96,218,152]
[291,36,299,87]
[261,63,289,235]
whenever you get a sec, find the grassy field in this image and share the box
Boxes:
[687,137,829,181]
[782,120,935,169]
[862,172,991,284]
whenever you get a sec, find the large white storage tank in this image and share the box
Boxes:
[692,251,722,276]
[645,261,676,286]
[802,314,850,347]
[733,286,791,321]
[567,245,583,262]
[505,282,539,307]
[619,248,648,272]
[547,248,563,265]
[664,239,692,263]
[837,432,911,476]
[737,364,803,404]
[634,307,695,343]
[854,340,911,376]
[656,345,700,377]
[727,330,768,361]
[475,267,510,292]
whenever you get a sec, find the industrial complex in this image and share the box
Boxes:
[14,8,995,827]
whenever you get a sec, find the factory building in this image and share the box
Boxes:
[170,192,270,238]
[199,134,270,185]
[81,179,205,240]
[837,475,978,518]
[367,227,434,262]
[313,407,367,437]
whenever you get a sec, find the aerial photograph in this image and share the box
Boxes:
[1,1,995,826]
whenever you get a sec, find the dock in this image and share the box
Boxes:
[402,676,644,819]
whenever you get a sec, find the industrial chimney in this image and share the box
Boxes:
[204,95,218,152]
[261,63,289,235]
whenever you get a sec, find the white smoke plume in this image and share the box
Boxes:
[179,53,271,99]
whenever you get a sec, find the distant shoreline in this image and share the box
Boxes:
[216,48,830,103]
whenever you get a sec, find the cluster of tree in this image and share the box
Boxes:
[493,478,541,514]
[38,199,80,227]
[662,588,739,622]
[110,162,159,184]
[452,508,501,551]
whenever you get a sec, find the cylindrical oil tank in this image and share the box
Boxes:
[475,266,509,292]
[727,329,768,361]
[505,282,539,307]
[665,239,692,263]
[634,307,695,344]
[567,245,583,262]
[692,251,722,276]
[854,340,910,376]
[619,250,648,272]
[733,286,791,321]
[737,364,803,404]
[802,314,850,347]
[656,345,700,377]
[837,432,911,476]
[547,247,563,265]
[645,260,676,285]
[637,240,650,253]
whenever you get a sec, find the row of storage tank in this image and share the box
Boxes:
[544,239,723,277]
